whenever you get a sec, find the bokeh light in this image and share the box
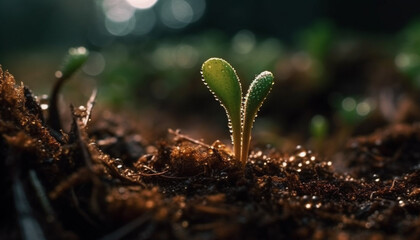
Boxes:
[342,97,356,112]
[105,16,136,36]
[160,0,193,29]
[232,30,256,54]
[132,9,156,35]
[126,0,158,9]
[103,0,135,22]
[82,52,106,76]
[98,0,206,36]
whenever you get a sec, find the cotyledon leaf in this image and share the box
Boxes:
[201,58,243,159]
[58,47,89,80]
[241,71,274,165]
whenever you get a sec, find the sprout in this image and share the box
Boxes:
[310,114,329,150]
[310,114,328,140]
[56,47,89,80]
[201,58,274,166]
[48,47,89,132]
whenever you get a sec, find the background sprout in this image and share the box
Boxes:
[48,47,89,132]
[310,114,329,140]
[310,114,329,151]
[201,58,274,166]
[57,47,90,80]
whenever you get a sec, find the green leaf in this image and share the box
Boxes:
[58,47,89,80]
[241,71,274,164]
[201,58,243,159]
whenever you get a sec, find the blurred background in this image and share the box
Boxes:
[2,0,420,154]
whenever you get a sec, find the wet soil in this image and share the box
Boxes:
[1,67,420,240]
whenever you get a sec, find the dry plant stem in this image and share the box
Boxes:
[9,151,46,240]
[168,129,226,162]
[70,188,101,229]
[168,129,213,149]
[83,88,97,126]
[100,213,152,240]
[71,105,94,169]
[28,170,56,222]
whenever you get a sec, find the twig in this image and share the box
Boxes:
[9,150,46,240]
[13,175,47,240]
[100,214,152,240]
[70,188,101,229]
[71,105,93,169]
[168,129,213,149]
[28,170,56,222]
[83,88,97,127]
[167,129,231,172]
[389,178,397,191]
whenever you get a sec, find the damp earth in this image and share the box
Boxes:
[1,66,420,240]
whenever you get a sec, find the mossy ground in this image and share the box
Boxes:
[1,68,420,240]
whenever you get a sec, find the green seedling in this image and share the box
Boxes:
[201,58,274,167]
[56,47,90,80]
[310,114,328,140]
[48,47,89,132]
[310,114,329,150]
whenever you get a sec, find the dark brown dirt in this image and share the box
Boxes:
[1,67,420,240]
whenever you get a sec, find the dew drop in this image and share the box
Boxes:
[298,151,306,157]
[181,221,189,228]
[55,71,63,78]
[398,200,405,207]
[40,104,49,110]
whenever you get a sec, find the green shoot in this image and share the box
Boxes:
[56,47,90,80]
[48,47,89,132]
[310,114,328,150]
[201,58,274,167]
[310,114,328,140]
